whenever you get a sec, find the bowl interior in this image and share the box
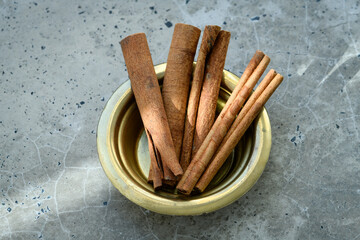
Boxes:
[116,86,255,199]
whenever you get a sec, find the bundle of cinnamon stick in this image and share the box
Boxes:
[120,23,283,194]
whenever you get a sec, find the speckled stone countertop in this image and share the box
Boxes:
[1,0,359,239]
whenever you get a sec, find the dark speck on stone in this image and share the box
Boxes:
[251,16,260,21]
[109,10,112,14]
[114,25,118,29]
[223,21,227,25]
[165,21,173,28]
[41,46,46,50]
[78,11,85,15]
[358,54,360,58]
[101,97,105,101]
[186,0,190,4]
[291,136,296,142]
[103,201,108,206]
[58,162,61,166]
[336,124,340,129]
[80,101,85,105]
[149,6,154,10]
[7,207,11,212]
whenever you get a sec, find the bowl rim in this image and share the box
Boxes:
[97,63,272,215]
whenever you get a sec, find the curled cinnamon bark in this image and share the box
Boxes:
[162,23,201,160]
[180,25,221,171]
[120,33,183,183]
[192,30,231,157]
[146,131,163,190]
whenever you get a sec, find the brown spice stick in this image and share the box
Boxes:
[146,132,163,190]
[192,30,231,157]
[180,25,221,171]
[195,73,284,192]
[176,54,270,195]
[120,33,183,179]
[162,23,201,162]
[162,164,177,187]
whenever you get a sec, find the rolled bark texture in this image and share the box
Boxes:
[180,25,221,171]
[120,33,183,189]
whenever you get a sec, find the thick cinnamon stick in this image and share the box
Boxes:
[162,23,201,162]
[176,53,270,195]
[180,25,221,171]
[195,73,284,192]
[192,30,231,156]
[120,33,183,179]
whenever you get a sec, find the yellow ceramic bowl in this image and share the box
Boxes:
[97,63,271,215]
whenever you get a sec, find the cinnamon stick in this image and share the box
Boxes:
[180,25,221,171]
[192,30,231,157]
[146,132,163,190]
[162,23,201,162]
[195,73,284,192]
[176,53,270,195]
[120,33,183,181]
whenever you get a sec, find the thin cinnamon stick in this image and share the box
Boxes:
[180,25,221,171]
[162,165,177,187]
[176,53,270,195]
[146,132,163,190]
[120,33,183,180]
[162,23,201,162]
[195,73,284,192]
[192,30,231,157]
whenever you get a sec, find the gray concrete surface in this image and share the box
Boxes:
[1,0,360,239]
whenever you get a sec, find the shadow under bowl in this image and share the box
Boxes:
[97,63,271,215]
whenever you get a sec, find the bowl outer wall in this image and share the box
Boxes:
[97,63,272,215]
